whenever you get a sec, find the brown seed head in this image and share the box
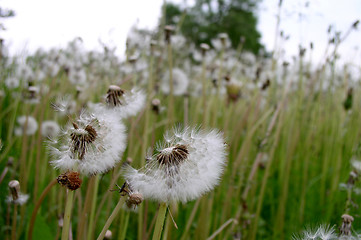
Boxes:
[57,171,82,190]
[8,180,20,201]
[70,124,98,160]
[342,214,354,223]
[157,144,189,166]
[106,85,125,107]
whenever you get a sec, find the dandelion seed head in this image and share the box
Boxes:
[161,68,189,96]
[41,120,60,138]
[123,126,227,203]
[50,110,127,176]
[15,116,38,136]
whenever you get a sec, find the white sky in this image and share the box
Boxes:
[0,0,360,66]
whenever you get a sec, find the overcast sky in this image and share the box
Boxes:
[0,0,360,66]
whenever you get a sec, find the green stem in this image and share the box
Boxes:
[97,197,126,240]
[152,202,168,240]
[61,189,75,240]
[11,204,18,240]
[87,174,100,240]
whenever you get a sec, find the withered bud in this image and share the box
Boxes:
[224,75,231,82]
[128,55,138,64]
[299,47,306,57]
[27,86,39,99]
[151,98,161,114]
[164,25,175,44]
[340,214,354,236]
[310,42,314,50]
[150,40,158,53]
[7,157,14,167]
[57,171,82,191]
[126,192,143,209]
[200,43,210,56]
[352,20,359,29]
[282,61,289,67]
[126,157,133,164]
[261,79,271,91]
[219,33,228,46]
[106,85,125,107]
[8,180,20,201]
[105,230,113,239]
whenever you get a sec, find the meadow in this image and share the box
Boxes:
[0,13,361,240]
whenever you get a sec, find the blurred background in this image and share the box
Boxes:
[1,0,360,64]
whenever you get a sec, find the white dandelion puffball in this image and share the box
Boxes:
[94,87,146,119]
[41,120,60,138]
[123,126,227,203]
[14,116,38,136]
[161,68,189,96]
[49,110,127,176]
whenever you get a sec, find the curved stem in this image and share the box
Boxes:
[152,202,168,240]
[97,197,126,240]
[28,178,57,240]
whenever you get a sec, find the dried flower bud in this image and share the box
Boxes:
[352,20,359,29]
[104,230,112,239]
[200,43,210,56]
[126,157,133,164]
[128,55,138,64]
[7,157,14,167]
[261,79,271,91]
[57,171,82,190]
[151,98,161,115]
[106,85,125,107]
[340,214,354,236]
[8,180,20,201]
[164,25,175,44]
[219,33,228,46]
[126,192,143,209]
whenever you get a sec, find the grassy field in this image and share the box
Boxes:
[0,17,361,240]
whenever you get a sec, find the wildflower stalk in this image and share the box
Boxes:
[201,54,208,125]
[166,42,174,126]
[118,211,130,240]
[87,174,100,240]
[207,218,237,240]
[152,202,168,240]
[97,197,126,240]
[11,204,18,240]
[28,178,57,240]
[61,189,75,240]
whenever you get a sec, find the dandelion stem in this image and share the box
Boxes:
[11,204,18,240]
[206,218,236,240]
[97,197,126,240]
[61,189,74,240]
[152,202,168,240]
[87,174,100,240]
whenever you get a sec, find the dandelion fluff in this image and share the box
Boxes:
[161,68,189,96]
[49,110,127,176]
[14,116,38,136]
[123,126,227,203]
